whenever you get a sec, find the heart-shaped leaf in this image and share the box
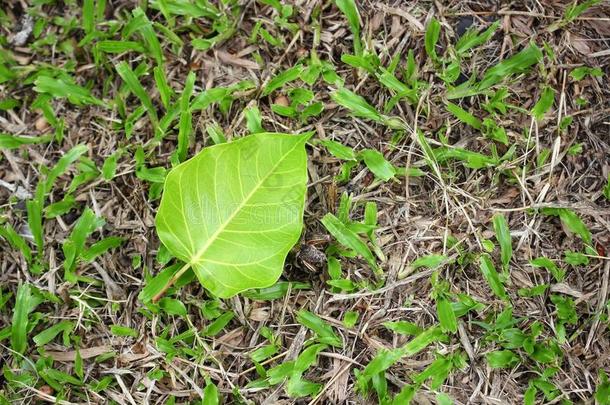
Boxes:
[155,132,309,298]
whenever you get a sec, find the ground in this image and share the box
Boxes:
[1,0,610,404]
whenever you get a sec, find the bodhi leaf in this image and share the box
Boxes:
[156,132,310,298]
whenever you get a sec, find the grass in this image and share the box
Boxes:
[1,0,609,404]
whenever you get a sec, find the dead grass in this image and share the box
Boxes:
[1,0,610,404]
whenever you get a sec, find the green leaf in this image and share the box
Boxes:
[531,86,555,120]
[330,88,383,122]
[0,133,51,149]
[297,310,342,347]
[541,208,592,245]
[563,0,602,24]
[436,393,454,405]
[34,321,74,346]
[242,281,310,300]
[262,66,303,96]
[96,40,146,53]
[437,298,457,333]
[478,44,543,91]
[245,105,264,134]
[82,0,94,33]
[207,124,227,145]
[158,297,187,316]
[318,139,357,161]
[155,133,310,298]
[131,8,163,66]
[529,343,557,364]
[479,254,508,300]
[486,350,519,368]
[492,213,512,270]
[595,370,610,405]
[110,325,139,338]
[115,61,158,126]
[570,66,603,81]
[154,66,173,109]
[11,283,31,354]
[359,149,396,181]
[564,250,589,266]
[432,146,497,169]
[203,311,234,336]
[46,144,89,192]
[425,18,441,61]
[102,151,122,181]
[34,76,105,107]
[383,321,422,336]
[343,311,359,328]
[63,208,101,280]
[530,257,565,282]
[455,21,500,55]
[342,53,378,73]
[411,254,447,270]
[446,102,481,129]
[413,355,452,388]
[518,284,549,297]
[26,186,44,255]
[81,236,123,262]
[392,384,416,404]
[0,223,32,263]
[335,0,361,55]
[286,343,327,397]
[139,264,182,303]
[321,213,378,272]
[360,326,445,383]
[203,377,220,405]
[177,71,196,162]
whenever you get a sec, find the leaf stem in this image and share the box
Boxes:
[152,262,191,303]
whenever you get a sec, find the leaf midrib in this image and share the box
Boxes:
[187,136,304,268]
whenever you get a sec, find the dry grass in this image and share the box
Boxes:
[1,0,609,404]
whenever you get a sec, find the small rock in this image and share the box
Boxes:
[274,95,290,106]
[35,116,49,131]
[10,15,34,47]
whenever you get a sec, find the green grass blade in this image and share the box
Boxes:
[321,213,378,272]
[262,65,303,96]
[11,283,31,355]
[33,321,74,346]
[132,8,164,66]
[82,0,95,34]
[456,21,500,55]
[115,61,159,126]
[0,133,51,149]
[335,0,362,55]
[297,310,342,347]
[0,224,32,263]
[34,76,105,107]
[437,297,457,333]
[531,86,555,121]
[26,184,45,256]
[177,71,196,162]
[492,213,512,271]
[425,18,441,61]
[358,149,396,181]
[479,254,507,300]
[331,88,383,122]
[203,377,220,405]
[478,44,543,90]
[446,102,482,129]
[96,40,147,54]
